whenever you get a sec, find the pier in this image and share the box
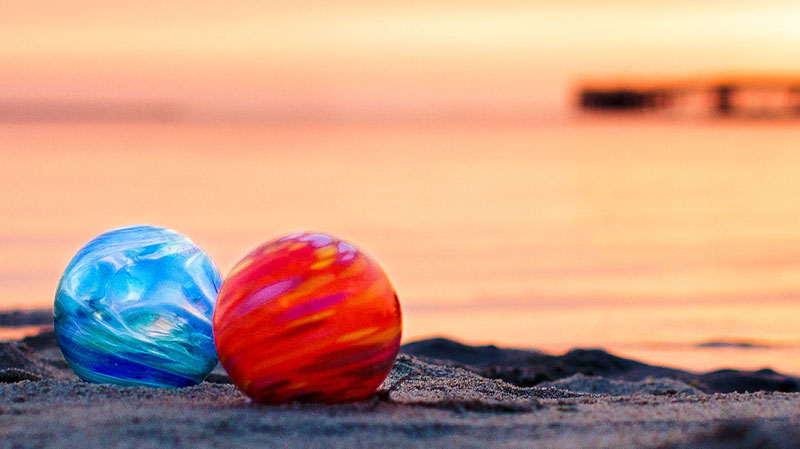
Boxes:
[578,75,800,117]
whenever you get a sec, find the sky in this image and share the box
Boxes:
[2,0,800,119]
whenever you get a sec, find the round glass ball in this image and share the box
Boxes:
[54,225,221,387]
[213,232,402,403]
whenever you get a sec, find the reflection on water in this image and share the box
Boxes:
[614,342,800,375]
[0,326,51,341]
[407,300,800,374]
[2,120,800,373]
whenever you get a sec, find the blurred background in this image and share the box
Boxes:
[2,0,800,373]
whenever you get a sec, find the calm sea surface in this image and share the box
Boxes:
[1,119,799,373]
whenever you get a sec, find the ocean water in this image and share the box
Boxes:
[1,118,799,374]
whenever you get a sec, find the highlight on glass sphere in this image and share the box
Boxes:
[213,232,402,404]
[53,225,222,388]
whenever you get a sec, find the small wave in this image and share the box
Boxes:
[695,341,775,349]
[0,309,53,327]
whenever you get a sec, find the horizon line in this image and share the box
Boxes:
[0,99,567,125]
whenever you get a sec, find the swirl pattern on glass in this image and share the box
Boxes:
[54,225,221,388]
[214,232,401,404]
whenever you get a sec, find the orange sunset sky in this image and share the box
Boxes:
[2,0,800,119]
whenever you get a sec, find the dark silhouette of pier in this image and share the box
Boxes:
[578,75,800,117]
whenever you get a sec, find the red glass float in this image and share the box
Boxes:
[213,232,402,403]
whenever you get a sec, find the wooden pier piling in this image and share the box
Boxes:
[578,75,800,117]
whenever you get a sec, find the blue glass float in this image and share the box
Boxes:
[54,225,221,388]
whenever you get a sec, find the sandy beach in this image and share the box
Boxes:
[1,331,798,449]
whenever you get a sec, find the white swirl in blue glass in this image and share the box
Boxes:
[54,225,221,388]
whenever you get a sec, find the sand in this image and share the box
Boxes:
[1,334,799,448]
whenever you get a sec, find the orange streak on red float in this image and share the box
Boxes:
[213,232,401,403]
